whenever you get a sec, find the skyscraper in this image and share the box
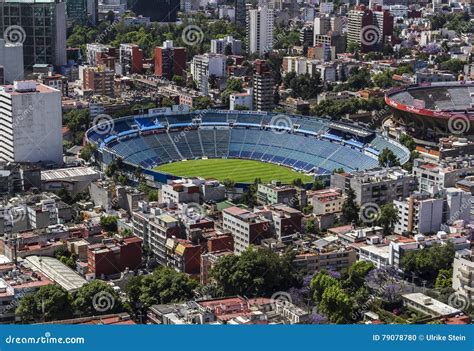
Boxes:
[247,6,274,55]
[0,0,67,68]
[66,0,87,24]
[0,81,63,164]
[234,0,245,26]
[253,60,274,111]
[154,40,187,80]
[131,0,179,22]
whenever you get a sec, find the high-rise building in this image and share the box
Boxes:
[210,36,242,55]
[86,44,116,70]
[0,81,63,164]
[347,5,393,52]
[0,39,23,84]
[130,0,179,22]
[83,65,115,97]
[66,0,87,24]
[190,53,227,95]
[313,16,331,35]
[247,6,274,55]
[0,0,67,67]
[234,0,245,26]
[154,40,187,80]
[119,44,144,75]
[253,60,274,111]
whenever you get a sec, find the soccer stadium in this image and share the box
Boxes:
[386,81,474,141]
[85,108,410,184]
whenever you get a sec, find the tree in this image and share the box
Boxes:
[312,179,325,190]
[193,96,213,110]
[100,215,118,233]
[79,143,97,162]
[16,285,73,323]
[73,280,122,316]
[310,270,339,302]
[377,203,398,235]
[306,217,316,233]
[172,75,185,86]
[378,148,400,168]
[399,134,416,151]
[440,59,466,74]
[401,242,455,284]
[129,267,198,309]
[210,247,301,297]
[372,70,394,89]
[341,187,359,224]
[318,285,352,323]
[435,269,453,289]
[345,261,375,291]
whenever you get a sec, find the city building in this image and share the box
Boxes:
[331,167,417,205]
[190,53,226,95]
[24,255,87,293]
[211,36,242,56]
[347,5,393,53]
[234,0,245,26]
[229,88,253,110]
[393,189,471,235]
[119,44,144,75]
[452,249,474,308]
[257,181,307,207]
[130,0,179,22]
[66,0,88,24]
[311,188,345,216]
[82,65,115,97]
[402,293,461,318]
[160,180,200,206]
[88,236,143,278]
[0,0,67,67]
[86,44,117,70]
[247,6,274,55]
[253,60,274,112]
[154,40,187,80]
[132,202,182,265]
[0,39,23,84]
[222,206,271,253]
[0,81,63,164]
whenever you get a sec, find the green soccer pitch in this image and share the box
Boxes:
[155,159,314,184]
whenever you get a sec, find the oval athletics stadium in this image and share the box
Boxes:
[386,81,474,141]
[85,109,410,184]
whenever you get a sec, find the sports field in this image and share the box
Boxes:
[155,159,313,184]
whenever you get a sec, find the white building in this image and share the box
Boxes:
[211,36,242,55]
[229,88,253,110]
[452,249,474,308]
[393,194,443,235]
[247,6,274,55]
[0,39,24,84]
[190,54,227,95]
[0,81,63,164]
[319,1,334,14]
